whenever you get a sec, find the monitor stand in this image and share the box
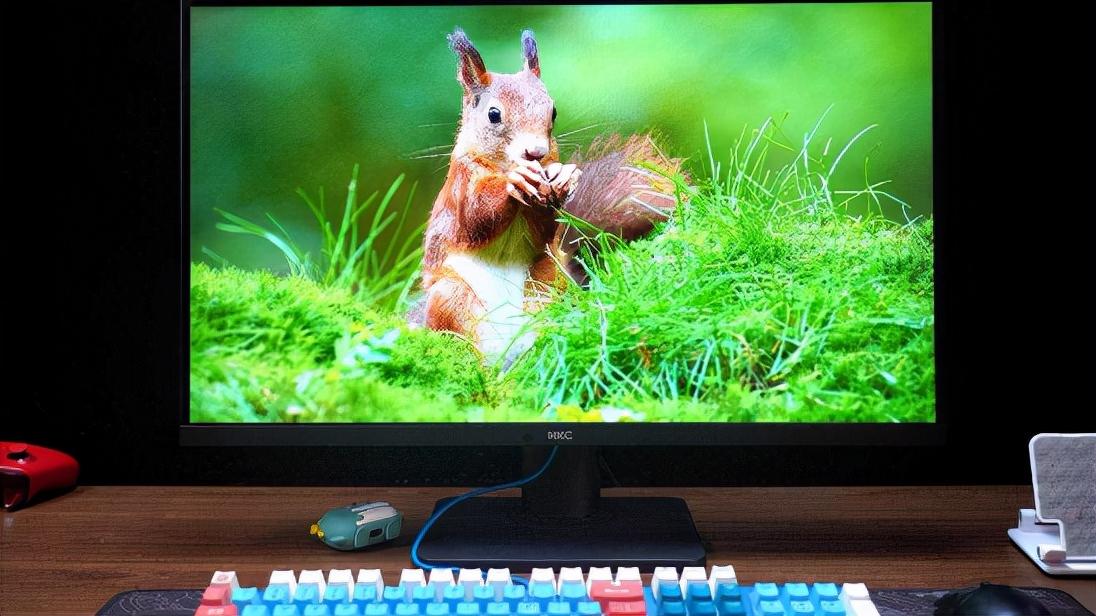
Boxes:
[415,446,706,570]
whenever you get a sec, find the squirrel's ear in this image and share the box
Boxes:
[521,29,540,78]
[448,28,490,90]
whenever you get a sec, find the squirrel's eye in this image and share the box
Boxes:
[488,107,502,124]
[552,107,557,122]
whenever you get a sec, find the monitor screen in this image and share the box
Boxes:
[187,3,934,428]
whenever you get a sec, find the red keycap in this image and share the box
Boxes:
[590,580,644,605]
[194,606,238,616]
[605,601,647,616]
[200,585,231,606]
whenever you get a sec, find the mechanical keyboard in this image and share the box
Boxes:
[192,566,880,616]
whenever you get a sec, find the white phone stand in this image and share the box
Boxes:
[1007,433,1096,576]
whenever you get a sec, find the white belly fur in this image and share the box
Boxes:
[444,216,539,366]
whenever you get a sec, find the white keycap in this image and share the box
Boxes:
[300,570,327,598]
[615,567,641,583]
[328,569,355,597]
[707,565,736,595]
[679,567,707,594]
[652,567,678,600]
[428,568,456,597]
[401,569,427,587]
[210,571,240,591]
[840,583,880,616]
[586,567,612,593]
[357,569,384,598]
[458,569,484,600]
[559,567,584,587]
[530,568,556,590]
[269,570,297,598]
[486,568,511,599]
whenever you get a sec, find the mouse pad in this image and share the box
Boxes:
[95,587,1095,616]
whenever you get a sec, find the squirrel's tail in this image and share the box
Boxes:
[558,133,687,283]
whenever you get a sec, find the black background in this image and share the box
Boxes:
[3,1,1092,488]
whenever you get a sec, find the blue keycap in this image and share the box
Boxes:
[395,604,421,616]
[443,586,466,606]
[426,604,451,616]
[576,601,602,616]
[754,584,780,601]
[384,587,407,606]
[365,605,392,616]
[715,584,740,602]
[504,584,528,608]
[456,603,481,616]
[295,585,321,607]
[264,585,292,607]
[789,600,814,614]
[758,600,786,616]
[559,582,587,605]
[304,606,333,616]
[687,582,712,602]
[658,602,685,616]
[690,601,717,616]
[234,587,263,610]
[784,584,809,601]
[819,600,845,615]
[325,586,350,606]
[516,602,541,616]
[813,584,839,601]
[658,585,683,603]
[718,601,746,616]
[244,606,272,616]
[528,583,554,608]
[335,606,363,616]
[486,602,510,616]
[355,586,379,604]
[473,586,495,606]
[413,586,436,607]
[546,601,570,616]
[273,606,301,616]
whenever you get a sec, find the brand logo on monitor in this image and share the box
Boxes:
[547,430,574,441]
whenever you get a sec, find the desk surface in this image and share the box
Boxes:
[1,485,1092,615]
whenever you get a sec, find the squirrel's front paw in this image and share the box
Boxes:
[544,163,582,208]
[507,160,549,207]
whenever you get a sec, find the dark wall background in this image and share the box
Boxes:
[4,1,1092,488]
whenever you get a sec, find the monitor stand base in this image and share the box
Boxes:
[416,496,705,570]
[415,447,706,570]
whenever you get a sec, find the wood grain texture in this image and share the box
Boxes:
[1,486,1092,615]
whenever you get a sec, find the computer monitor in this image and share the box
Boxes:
[181,2,939,568]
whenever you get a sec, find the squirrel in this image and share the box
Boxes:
[417,27,684,367]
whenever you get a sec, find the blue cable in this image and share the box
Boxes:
[409,446,561,585]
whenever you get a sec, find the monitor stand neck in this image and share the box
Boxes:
[416,446,705,570]
[521,446,600,518]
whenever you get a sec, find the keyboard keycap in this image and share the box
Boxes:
[758,600,786,616]
[358,571,385,599]
[754,583,780,601]
[301,571,327,599]
[270,572,298,599]
[586,568,612,594]
[576,601,603,616]
[546,601,571,616]
[365,605,391,616]
[486,602,511,616]
[455,603,481,616]
[243,607,272,616]
[233,587,263,611]
[295,584,321,607]
[273,606,302,616]
[814,584,839,601]
[334,606,363,616]
[197,607,239,616]
[353,585,378,604]
[395,604,421,616]
[559,567,584,587]
[657,602,684,616]
[329,570,355,598]
[426,603,451,616]
[589,581,643,603]
[212,571,242,592]
[559,581,588,606]
[324,586,350,606]
[264,585,292,607]
[652,568,678,600]
[203,586,233,606]
[303,606,332,616]
[658,585,683,604]
[789,600,815,614]
[516,602,541,616]
[718,601,746,616]
[605,601,646,616]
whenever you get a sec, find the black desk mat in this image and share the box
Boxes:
[96,587,1095,616]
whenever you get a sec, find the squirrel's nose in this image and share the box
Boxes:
[523,146,548,161]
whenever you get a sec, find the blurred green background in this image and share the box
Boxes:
[190,3,932,272]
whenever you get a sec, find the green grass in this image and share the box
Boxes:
[191,116,934,423]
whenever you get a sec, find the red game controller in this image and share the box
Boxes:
[0,441,79,510]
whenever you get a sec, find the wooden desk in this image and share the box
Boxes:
[1,486,1092,615]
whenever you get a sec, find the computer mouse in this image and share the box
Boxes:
[309,501,402,551]
[934,582,1051,615]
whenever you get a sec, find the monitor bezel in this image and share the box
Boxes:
[179,0,947,447]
